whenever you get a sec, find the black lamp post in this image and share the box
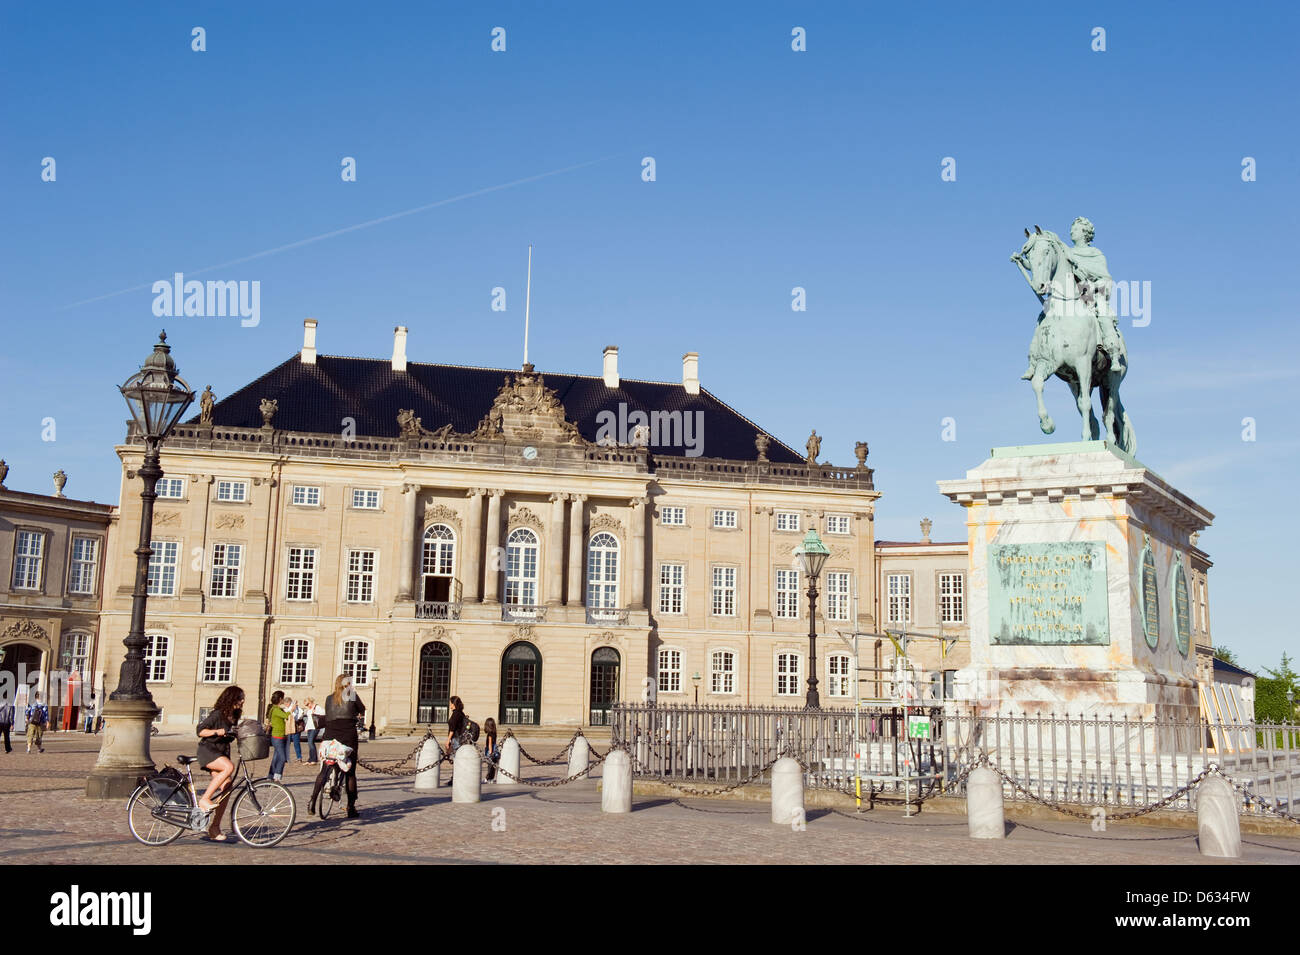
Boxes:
[86,332,193,798]
[794,528,830,709]
[368,663,381,740]
[692,672,701,704]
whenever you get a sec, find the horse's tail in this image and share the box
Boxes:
[1122,412,1136,457]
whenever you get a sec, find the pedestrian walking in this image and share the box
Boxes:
[446,696,468,756]
[483,717,500,783]
[25,691,49,753]
[308,674,365,818]
[266,693,294,781]
[0,701,13,753]
[302,697,324,763]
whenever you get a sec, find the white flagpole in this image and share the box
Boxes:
[523,244,533,368]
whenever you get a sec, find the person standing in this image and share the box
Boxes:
[25,691,49,753]
[483,717,500,783]
[267,694,294,781]
[302,698,324,764]
[0,701,13,753]
[288,701,304,763]
[83,693,97,733]
[308,674,365,818]
[446,696,467,756]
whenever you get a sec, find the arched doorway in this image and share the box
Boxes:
[499,642,541,725]
[589,647,620,726]
[417,642,451,724]
[1,642,44,732]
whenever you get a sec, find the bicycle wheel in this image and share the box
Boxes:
[126,784,186,846]
[231,779,296,847]
[319,769,337,819]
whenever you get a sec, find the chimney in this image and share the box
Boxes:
[682,352,700,395]
[301,319,318,364]
[602,345,619,388]
[392,325,408,372]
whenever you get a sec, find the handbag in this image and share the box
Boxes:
[295,717,306,735]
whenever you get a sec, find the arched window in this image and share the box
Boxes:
[586,532,620,610]
[202,634,235,684]
[418,642,452,723]
[505,528,539,607]
[421,524,456,602]
[500,641,541,725]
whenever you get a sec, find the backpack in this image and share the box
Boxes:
[467,720,481,743]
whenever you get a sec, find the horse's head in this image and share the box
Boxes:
[1020,225,1059,296]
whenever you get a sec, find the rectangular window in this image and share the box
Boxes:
[146,541,179,596]
[216,480,248,503]
[711,566,737,616]
[775,511,801,532]
[939,572,965,623]
[69,536,99,594]
[775,568,800,619]
[12,531,44,590]
[658,563,684,615]
[280,638,310,685]
[347,549,376,603]
[776,653,802,696]
[291,485,321,506]
[828,655,852,697]
[657,648,682,694]
[144,633,169,683]
[710,650,735,694]
[887,573,911,625]
[342,640,370,686]
[210,543,242,598]
[202,635,234,684]
[156,478,186,499]
[825,571,851,621]
[825,514,851,535]
[286,547,317,601]
[351,488,381,510]
[660,506,686,526]
[712,509,737,529]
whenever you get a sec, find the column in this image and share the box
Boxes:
[567,494,587,605]
[397,483,418,600]
[483,489,504,603]
[629,496,647,610]
[546,492,568,606]
[463,488,484,602]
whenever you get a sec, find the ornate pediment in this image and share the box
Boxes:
[508,506,544,531]
[214,513,244,530]
[590,513,624,535]
[473,369,585,446]
[775,543,853,562]
[1,619,49,645]
[423,502,461,528]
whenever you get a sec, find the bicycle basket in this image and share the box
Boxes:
[238,733,270,760]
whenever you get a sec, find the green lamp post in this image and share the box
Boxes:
[793,528,831,709]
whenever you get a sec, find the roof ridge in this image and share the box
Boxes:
[316,353,691,388]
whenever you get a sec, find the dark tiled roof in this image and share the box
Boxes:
[190,354,804,463]
[1212,658,1257,679]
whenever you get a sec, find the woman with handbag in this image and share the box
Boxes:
[308,674,365,818]
[302,698,324,764]
[267,693,294,782]
[289,702,305,763]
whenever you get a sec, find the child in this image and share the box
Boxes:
[483,717,500,783]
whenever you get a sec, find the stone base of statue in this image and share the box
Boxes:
[85,698,159,799]
[938,441,1212,723]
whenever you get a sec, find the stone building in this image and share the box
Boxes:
[95,323,891,732]
[0,463,115,724]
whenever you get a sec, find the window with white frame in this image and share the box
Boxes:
[775,511,801,532]
[887,573,911,625]
[12,531,44,590]
[939,572,965,623]
[659,563,684,615]
[144,633,170,682]
[659,506,686,526]
[710,650,736,694]
[657,648,682,694]
[280,638,310,685]
[157,477,186,499]
[291,485,321,506]
[347,549,377,603]
[586,533,620,610]
[342,639,371,686]
[712,509,738,529]
[69,536,99,594]
[827,654,852,698]
[202,634,235,683]
[711,566,737,616]
[216,480,248,502]
[210,543,242,598]
[351,488,381,510]
[147,541,179,596]
[775,568,800,619]
[825,514,850,535]
[505,528,539,606]
[825,571,851,621]
[776,653,803,696]
[60,631,91,677]
[286,547,317,601]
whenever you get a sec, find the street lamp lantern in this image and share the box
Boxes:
[692,671,701,704]
[793,528,831,709]
[86,331,194,799]
[368,663,382,741]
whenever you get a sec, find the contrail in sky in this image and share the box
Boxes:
[62,154,618,309]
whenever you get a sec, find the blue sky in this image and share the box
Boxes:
[1,2,1295,671]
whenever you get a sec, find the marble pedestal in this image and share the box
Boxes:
[938,441,1212,722]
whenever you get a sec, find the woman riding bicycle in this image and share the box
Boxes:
[308,673,365,818]
[195,685,244,839]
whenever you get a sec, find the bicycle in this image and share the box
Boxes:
[127,744,296,848]
[318,757,345,819]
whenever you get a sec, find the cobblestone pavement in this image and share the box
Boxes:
[3,733,1298,865]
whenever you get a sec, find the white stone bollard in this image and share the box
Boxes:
[452,744,482,803]
[1197,774,1241,858]
[602,749,633,813]
[966,766,1006,839]
[414,738,443,791]
[567,734,591,780]
[771,757,804,826]
[498,736,521,785]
